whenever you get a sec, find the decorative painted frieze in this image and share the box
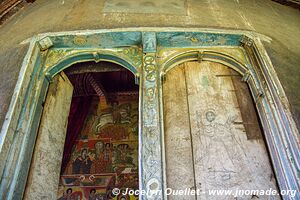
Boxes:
[140,32,164,200]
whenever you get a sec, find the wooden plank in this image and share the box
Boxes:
[184,61,279,199]
[23,72,74,200]
[231,75,263,140]
[0,0,21,16]
[163,65,196,200]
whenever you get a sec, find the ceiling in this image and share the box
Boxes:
[65,61,139,98]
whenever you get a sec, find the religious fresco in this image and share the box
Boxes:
[163,62,279,199]
[57,94,139,200]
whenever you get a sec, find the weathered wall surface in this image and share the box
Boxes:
[0,0,299,129]
[0,44,28,129]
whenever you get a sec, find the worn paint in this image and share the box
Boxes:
[164,61,279,199]
[0,29,299,200]
[24,72,73,200]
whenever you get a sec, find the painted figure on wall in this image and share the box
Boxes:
[88,188,104,200]
[196,109,246,188]
[72,148,93,174]
[58,188,82,200]
[91,141,105,173]
[96,102,135,141]
[58,94,139,200]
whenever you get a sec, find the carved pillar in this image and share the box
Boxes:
[140,32,165,200]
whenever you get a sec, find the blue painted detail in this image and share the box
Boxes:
[253,45,300,172]
[47,52,138,78]
[0,49,44,199]
[50,32,142,48]
[261,98,300,198]
[13,77,49,199]
[157,32,243,47]
[49,32,242,49]
[163,51,247,75]
[142,32,157,53]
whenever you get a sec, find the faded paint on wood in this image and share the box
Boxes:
[163,66,196,200]
[231,75,263,140]
[164,61,279,199]
[23,72,73,200]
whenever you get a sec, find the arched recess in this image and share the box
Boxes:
[161,50,248,76]
[45,51,140,79]
[0,47,141,200]
[159,49,300,199]
[0,29,299,200]
[25,56,140,199]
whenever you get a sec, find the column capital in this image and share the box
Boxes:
[142,32,157,53]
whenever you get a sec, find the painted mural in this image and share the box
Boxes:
[57,94,139,200]
[163,62,279,199]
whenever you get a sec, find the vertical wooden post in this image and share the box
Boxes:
[140,32,165,200]
[23,72,73,199]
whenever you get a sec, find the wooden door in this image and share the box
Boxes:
[24,72,74,200]
[163,61,279,199]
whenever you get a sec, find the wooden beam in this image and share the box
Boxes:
[272,0,300,10]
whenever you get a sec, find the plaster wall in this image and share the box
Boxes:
[0,0,299,130]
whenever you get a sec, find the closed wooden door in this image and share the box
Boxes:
[163,61,279,199]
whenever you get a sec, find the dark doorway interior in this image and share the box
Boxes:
[57,62,139,200]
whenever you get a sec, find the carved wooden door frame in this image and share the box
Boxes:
[0,28,299,200]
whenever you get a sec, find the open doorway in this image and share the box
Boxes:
[25,61,139,200]
[58,62,139,200]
